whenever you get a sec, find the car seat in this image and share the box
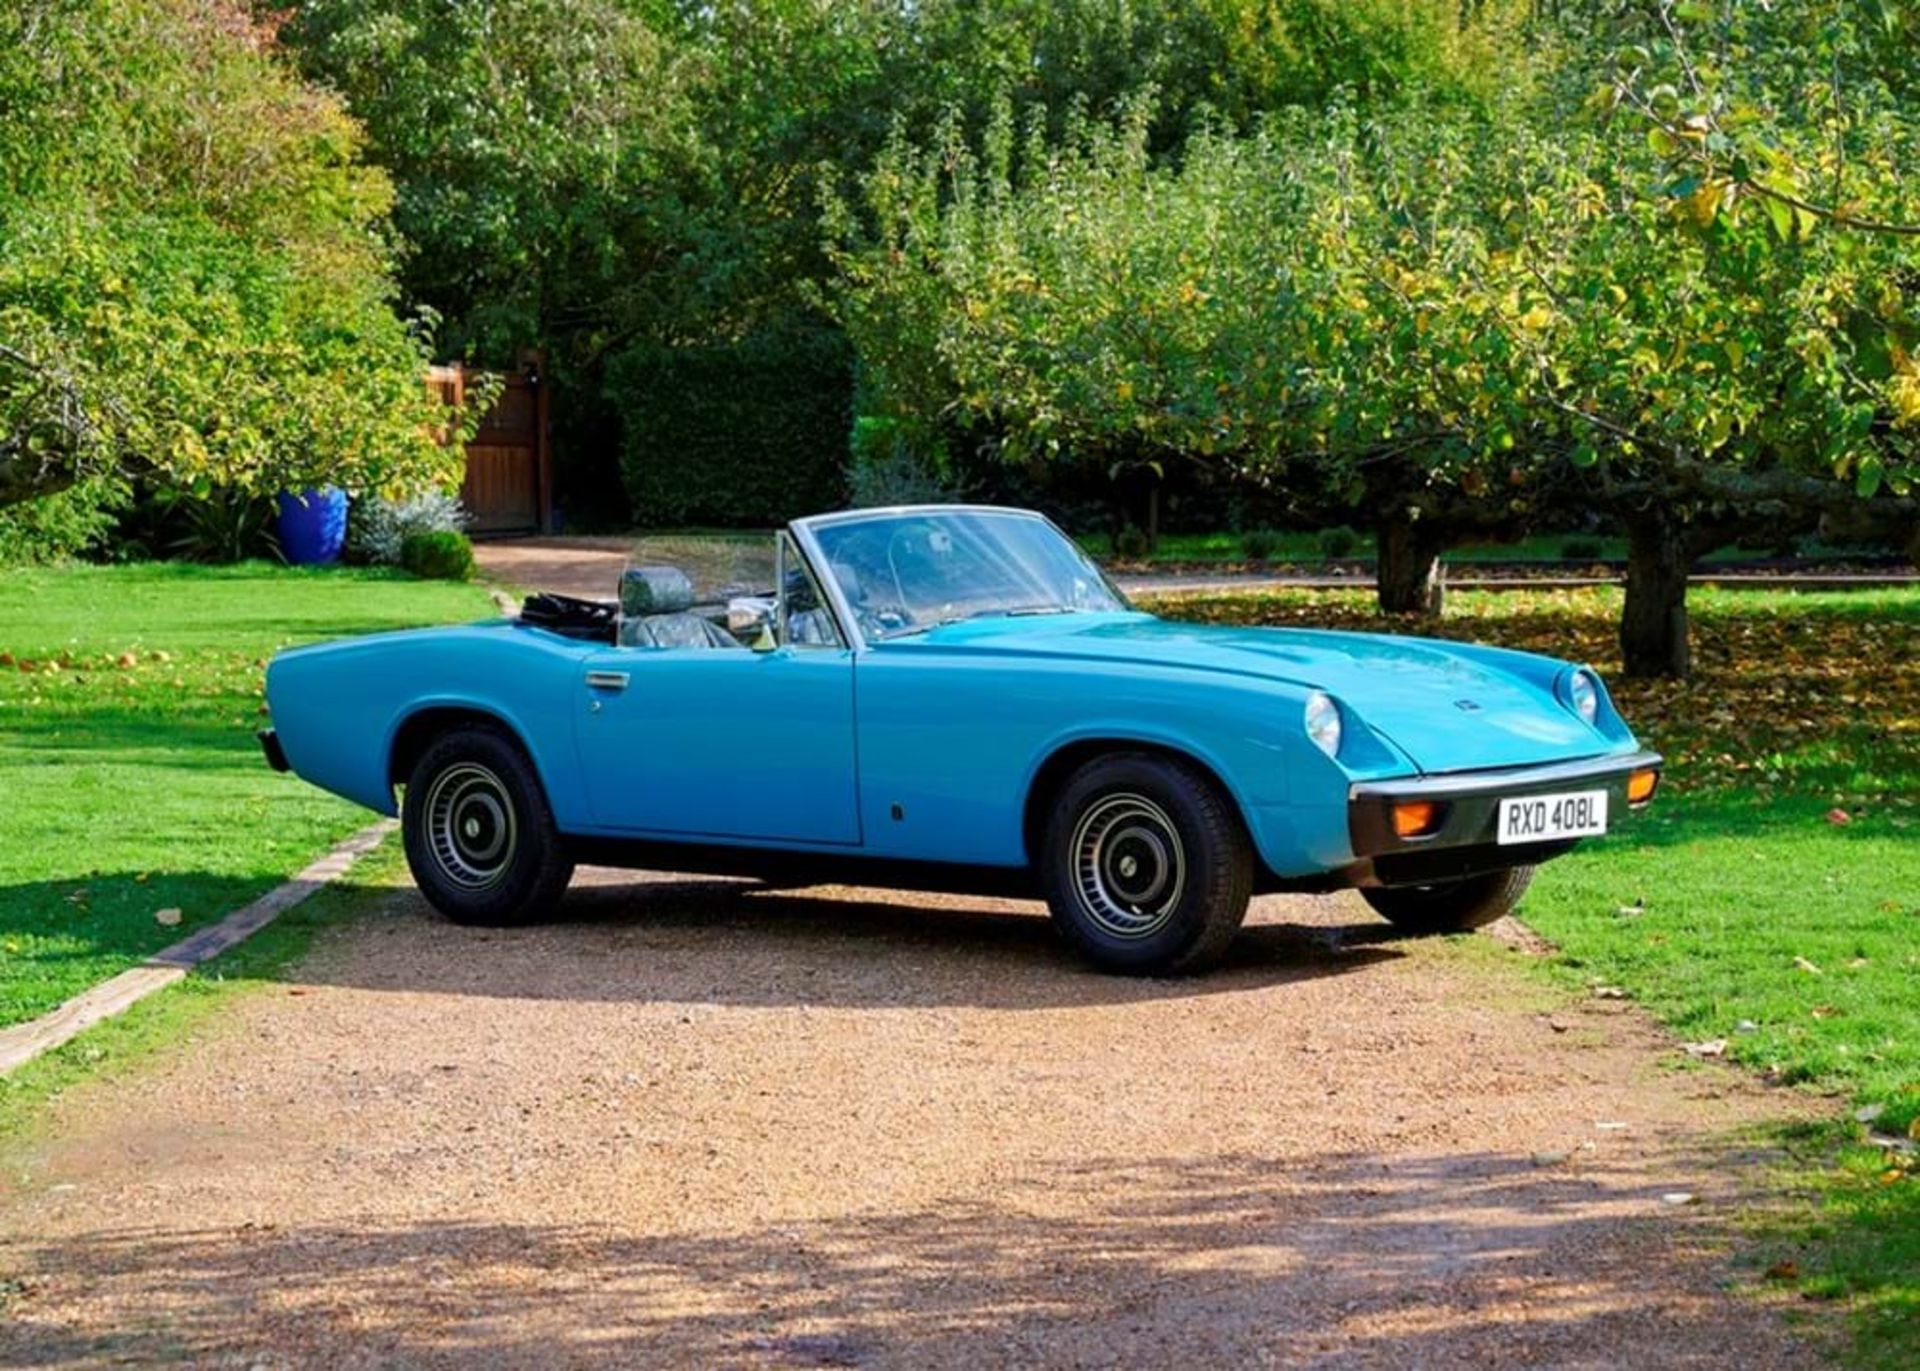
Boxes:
[617,566,743,649]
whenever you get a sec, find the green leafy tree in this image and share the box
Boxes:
[1502,0,1919,674]
[825,95,1559,602]
[0,0,459,514]
[275,0,1540,522]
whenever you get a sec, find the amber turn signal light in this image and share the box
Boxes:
[1392,800,1444,838]
[1627,768,1659,805]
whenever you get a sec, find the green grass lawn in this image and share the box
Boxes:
[1148,583,1919,1361]
[0,562,494,1029]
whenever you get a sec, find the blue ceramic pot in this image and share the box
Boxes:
[275,487,349,565]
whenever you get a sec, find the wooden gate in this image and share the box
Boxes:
[425,354,553,537]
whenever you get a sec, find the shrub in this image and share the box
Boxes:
[350,489,467,566]
[1560,535,1604,561]
[400,530,474,581]
[114,486,281,564]
[1113,525,1152,559]
[607,326,852,527]
[847,416,953,508]
[1240,528,1281,561]
[0,479,126,564]
[1317,526,1360,559]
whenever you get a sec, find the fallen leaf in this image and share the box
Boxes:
[1793,956,1823,975]
[1661,1191,1700,1206]
[1855,1104,1885,1124]
[1825,808,1851,825]
[154,907,182,927]
[1592,985,1628,1000]
[1764,1260,1800,1282]
[1684,1039,1729,1058]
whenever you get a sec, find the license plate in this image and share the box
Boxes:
[1496,790,1608,845]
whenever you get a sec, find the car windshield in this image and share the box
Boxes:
[806,509,1128,640]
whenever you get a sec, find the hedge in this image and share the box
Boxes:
[607,327,852,528]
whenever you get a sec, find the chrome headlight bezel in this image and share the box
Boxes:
[1304,691,1343,758]
[1566,668,1600,725]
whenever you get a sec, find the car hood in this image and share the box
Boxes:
[889,612,1605,773]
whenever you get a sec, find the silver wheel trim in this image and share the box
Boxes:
[423,762,518,891]
[1069,792,1187,940]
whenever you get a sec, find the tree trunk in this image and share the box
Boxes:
[1621,515,1693,679]
[1376,513,1447,615]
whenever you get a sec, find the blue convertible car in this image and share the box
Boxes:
[262,505,1660,974]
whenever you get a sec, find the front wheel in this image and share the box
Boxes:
[1360,865,1534,935]
[402,726,574,926]
[1040,753,1253,976]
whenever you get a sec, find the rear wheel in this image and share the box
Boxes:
[402,726,574,926]
[1361,865,1534,935]
[1040,752,1252,976]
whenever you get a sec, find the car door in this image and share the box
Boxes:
[572,537,861,845]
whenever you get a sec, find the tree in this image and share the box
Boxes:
[275,0,1543,522]
[0,0,457,511]
[826,94,1560,596]
[1506,0,1918,674]
[827,99,1330,540]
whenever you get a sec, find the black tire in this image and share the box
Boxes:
[1361,865,1535,935]
[402,725,574,926]
[1040,752,1253,976]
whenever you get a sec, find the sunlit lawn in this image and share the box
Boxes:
[1149,583,1919,1362]
[0,563,494,1028]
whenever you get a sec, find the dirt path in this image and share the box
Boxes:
[0,873,1821,1368]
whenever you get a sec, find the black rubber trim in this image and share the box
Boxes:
[258,728,290,773]
[1348,749,1661,861]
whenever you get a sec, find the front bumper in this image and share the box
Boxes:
[1346,750,1661,888]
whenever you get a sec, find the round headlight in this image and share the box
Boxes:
[1304,691,1342,758]
[1569,669,1599,724]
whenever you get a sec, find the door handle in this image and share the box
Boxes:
[585,670,630,691]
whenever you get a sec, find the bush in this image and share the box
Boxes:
[847,416,953,508]
[1113,525,1152,559]
[608,326,852,527]
[0,480,126,564]
[1560,535,1604,561]
[350,489,467,566]
[113,486,280,564]
[1240,528,1281,561]
[1317,526,1360,559]
[400,530,474,581]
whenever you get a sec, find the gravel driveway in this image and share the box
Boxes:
[0,871,1820,1367]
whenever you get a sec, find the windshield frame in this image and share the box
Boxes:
[790,505,1131,651]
